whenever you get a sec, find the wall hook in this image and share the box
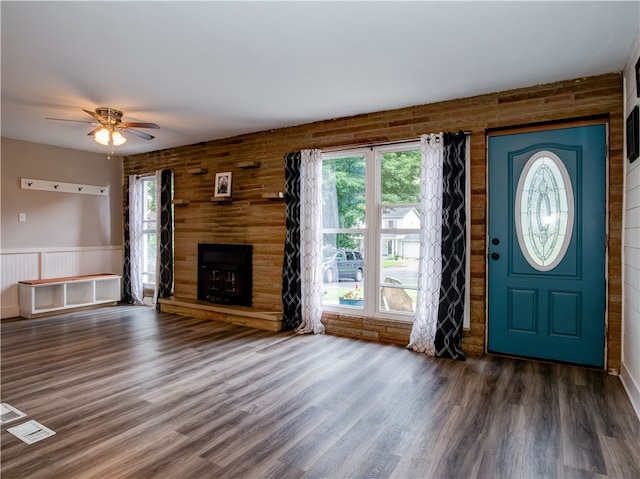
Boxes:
[21,178,108,196]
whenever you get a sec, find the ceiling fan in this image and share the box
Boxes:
[46,107,160,146]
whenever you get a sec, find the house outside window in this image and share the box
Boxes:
[322,143,421,320]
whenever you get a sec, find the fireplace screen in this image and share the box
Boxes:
[198,244,252,306]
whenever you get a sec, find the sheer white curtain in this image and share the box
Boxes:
[128,175,144,305]
[296,149,325,334]
[408,134,443,354]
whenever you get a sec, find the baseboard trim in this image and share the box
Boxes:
[620,362,640,420]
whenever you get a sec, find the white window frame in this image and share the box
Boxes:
[322,142,423,321]
[374,142,421,321]
[141,176,156,290]
[322,139,471,328]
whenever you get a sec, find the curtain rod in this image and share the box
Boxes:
[133,173,155,180]
[320,131,471,153]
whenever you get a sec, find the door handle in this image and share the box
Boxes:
[491,252,500,260]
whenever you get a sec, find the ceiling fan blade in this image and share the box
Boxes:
[87,127,102,136]
[121,121,160,129]
[121,127,155,140]
[83,109,104,122]
[45,117,97,124]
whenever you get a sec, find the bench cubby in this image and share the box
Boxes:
[19,274,121,318]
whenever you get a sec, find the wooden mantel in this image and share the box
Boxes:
[158,297,283,332]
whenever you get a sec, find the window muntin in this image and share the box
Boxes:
[515,151,574,271]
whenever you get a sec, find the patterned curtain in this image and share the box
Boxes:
[126,175,144,305]
[282,151,302,330]
[122,176,133,303]
[282,150,325,333]
[154,169,174,309]
[435,132,467,359]
[408,132,467,360]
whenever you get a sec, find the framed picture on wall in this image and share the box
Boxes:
[627,105,639,163]
[214,172,232,197]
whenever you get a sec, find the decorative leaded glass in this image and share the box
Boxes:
[515,151,573,271]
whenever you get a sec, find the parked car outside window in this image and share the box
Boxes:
[323,248,364,282]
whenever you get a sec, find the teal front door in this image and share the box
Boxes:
[488,125,606,367]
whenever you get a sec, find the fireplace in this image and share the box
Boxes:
[198,244,252,306]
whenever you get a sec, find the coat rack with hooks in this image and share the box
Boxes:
[20,178,109,196]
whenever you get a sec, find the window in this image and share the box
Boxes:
[322,143,421,319]
[141,177,157,289]
[515,151,573,271]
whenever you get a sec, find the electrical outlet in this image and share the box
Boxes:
[19,213,26,222]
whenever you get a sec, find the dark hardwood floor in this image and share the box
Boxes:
[1,306,639,479]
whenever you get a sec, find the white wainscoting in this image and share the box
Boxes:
[1,246,124,319]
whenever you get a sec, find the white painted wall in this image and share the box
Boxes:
[1,138,123,248]
[621,33,640,418]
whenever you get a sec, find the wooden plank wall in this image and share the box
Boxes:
[123,73,624,371]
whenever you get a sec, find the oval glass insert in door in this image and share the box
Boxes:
[515,151,574,271]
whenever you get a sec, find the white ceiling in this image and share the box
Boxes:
[2,1,639,156]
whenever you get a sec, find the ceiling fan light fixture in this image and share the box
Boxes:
[94,127,111,146]
[47,107,159,146]
[111,130,126,146]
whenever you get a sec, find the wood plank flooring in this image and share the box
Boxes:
[1,306,639,479]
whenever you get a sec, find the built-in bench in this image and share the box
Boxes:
[158,297,283,332]
[19,274,121,318]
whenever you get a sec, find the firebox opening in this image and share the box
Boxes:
[198,244,252,306]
